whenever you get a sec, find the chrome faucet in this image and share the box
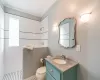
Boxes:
[61,55,66,60]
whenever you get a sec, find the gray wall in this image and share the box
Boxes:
[23,47,49,79]
[42,0,100,80]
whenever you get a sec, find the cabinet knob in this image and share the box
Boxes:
[50,69,53,72]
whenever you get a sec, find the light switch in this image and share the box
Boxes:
[76,45,81,52]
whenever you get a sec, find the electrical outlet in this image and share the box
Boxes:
[76,45,81,52]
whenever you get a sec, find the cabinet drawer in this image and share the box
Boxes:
[46,71,56,80]
[46,61,60,80]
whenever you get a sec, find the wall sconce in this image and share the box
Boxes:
[80,13,92,23]
[52,23,58,32]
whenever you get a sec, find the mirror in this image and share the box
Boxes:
[58,18,76,48]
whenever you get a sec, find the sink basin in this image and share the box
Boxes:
[53,58,66,64]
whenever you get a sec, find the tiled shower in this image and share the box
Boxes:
[0,4,48,80]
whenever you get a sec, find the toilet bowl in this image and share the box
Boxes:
[36,66,46,80]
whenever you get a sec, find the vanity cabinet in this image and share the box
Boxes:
[46,60,78,80]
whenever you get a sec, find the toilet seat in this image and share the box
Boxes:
[36,66,46,74]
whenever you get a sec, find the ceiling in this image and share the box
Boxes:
[2,0,57,17]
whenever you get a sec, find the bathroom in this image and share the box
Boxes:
[0,0,100,80]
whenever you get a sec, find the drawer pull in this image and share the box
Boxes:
[49,69,53,72]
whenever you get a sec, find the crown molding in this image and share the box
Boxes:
[4,6,41,21]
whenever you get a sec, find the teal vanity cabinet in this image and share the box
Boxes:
[45,58,78,80]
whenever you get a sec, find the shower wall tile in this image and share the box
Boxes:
[4,14,49,80]
[0,29,4,38]
[41,32,48,39]
[4,13,41,75]
[19,17,40,33]
[0,4,4,80]
[40,17,48,47]
[40,16,48,32]
[19,33,41,40]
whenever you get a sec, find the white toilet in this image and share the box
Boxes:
[36,66,46,80]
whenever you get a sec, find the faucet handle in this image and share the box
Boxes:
[60,54,64,56]
[61,55,66,60]
[61,54,65,57]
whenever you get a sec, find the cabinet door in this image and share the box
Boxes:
[46,72,56,80]
[46,61,60,80]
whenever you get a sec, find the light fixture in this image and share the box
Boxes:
[80,13,92,23]
[52,23,58,32]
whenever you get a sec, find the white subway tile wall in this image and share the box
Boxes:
[4,13,48,80]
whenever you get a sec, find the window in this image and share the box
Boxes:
[9,17,19,47]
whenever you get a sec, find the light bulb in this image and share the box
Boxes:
[80,13,91,22]
[53,26,58,32]
[52,23,58,32]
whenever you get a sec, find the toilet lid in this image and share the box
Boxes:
[37,67,46,74]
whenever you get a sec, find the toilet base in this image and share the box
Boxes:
[36,75,46,80]
[36,77,45,80]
